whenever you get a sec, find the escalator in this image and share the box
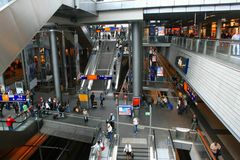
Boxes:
[116,55,129,92]
[29,136,91,160]
[91,40,116,91]
[177,149,191,160]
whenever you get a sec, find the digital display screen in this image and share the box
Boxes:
[119,105,132,116]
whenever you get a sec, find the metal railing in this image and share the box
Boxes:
[0,109,32,131]
[108,134,119,160]
[169,128,216,160]
[172,36,240,66]
[143,36,172,43]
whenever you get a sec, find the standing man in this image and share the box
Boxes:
[231,30,240,55]
[22,103,28,119]
[90,92,95,108]
[133,117,139,134]
[100,93,105,107]
[6,115,16,131]
[191,114,198,130]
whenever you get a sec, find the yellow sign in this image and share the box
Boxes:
[2,94,9,102]
[79,94,88,102]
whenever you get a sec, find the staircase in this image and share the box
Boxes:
[117,145,148,160]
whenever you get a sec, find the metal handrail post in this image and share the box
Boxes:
[203,40,208,54]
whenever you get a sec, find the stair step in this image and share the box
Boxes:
[117,155,149,160]
[118,146,148,150]
[117,152,148,156]
[118,149,149,153]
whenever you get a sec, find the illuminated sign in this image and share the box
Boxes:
[132,97,140,109]
[157,67,164,77]
[80,75,112,80]
[118,105,132,116]
[0,94,26,102]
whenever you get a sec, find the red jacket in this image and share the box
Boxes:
[6,117,16,127]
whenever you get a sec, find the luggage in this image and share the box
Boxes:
[92,101,97,108]
[53,114,58,119]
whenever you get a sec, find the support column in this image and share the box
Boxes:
[61,31,68,91]
[198,23,202,38]
[50,30,61,101]
[216,19,222,39]
[21,51,29,90]
[132,21,142,98]
[0,75,5,93]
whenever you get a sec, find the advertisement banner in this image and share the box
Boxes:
[118,105,132,116]
[158,26,165,36]
[157,67,164,77]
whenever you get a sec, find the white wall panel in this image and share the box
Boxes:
[168,45,240,142]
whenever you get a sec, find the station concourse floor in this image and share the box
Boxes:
[2,90,239,159]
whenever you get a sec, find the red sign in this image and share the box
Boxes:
[133,97,140,108]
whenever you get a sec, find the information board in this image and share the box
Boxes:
[80,75,112,80]
[0,94,26,102]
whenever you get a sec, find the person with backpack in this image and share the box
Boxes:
[124,144,133,160]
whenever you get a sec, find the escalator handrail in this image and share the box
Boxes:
[88,41,103,90]
[197,129,217,160]
[152,129,158,160]
[168,129,177,159]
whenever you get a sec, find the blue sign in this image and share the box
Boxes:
[175,56,189,74]
[80,75,112,80]
[0,94,26,102]
[98,75,112,80]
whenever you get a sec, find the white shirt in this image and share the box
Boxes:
[133,117,139,125]
[124,144,132,152]
[232,34,240,41]
[107,123,112,132]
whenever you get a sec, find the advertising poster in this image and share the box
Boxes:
[119,105,132,116]
[157,67,164,77]
[158,26,165,36]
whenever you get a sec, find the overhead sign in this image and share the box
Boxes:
[80,75,112,80]
[118,105,132,116]
[79,94,88,102]
[0,94,26,102]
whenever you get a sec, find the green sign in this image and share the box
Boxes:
[145,112,150,116]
